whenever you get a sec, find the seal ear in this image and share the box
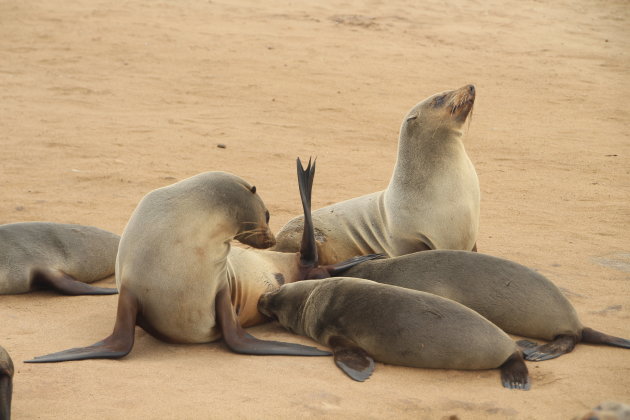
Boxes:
[250,186,257,194]
[329,336,375,382]
[406,114,417,122]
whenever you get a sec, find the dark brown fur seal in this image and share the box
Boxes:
[258,277,531,390]
[0,345,13,420]
[326,250,630,361]
[0,222,119,295]
[273,85,480,264]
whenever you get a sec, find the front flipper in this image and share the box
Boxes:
[320,254,386,277]
[25,287,138,363]
[499,351,531,390]
[519,335,578,362]
[32,268,118,295]
[216,287,330,356]
[328,336,374,382]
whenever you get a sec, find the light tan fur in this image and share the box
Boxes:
[273,85,479,265]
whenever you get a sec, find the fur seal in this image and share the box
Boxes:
[0,346,13,420]
[326,250,630,361]
[27,165,371,363]
[258,277,530,390]
[273,84,480,264]
[0,222,119,295]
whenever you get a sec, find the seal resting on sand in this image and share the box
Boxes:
[325,250,630,361]
[0,345,13,420]
[273,84,480,265]
[0,222,119,295]
[258,277,530,390]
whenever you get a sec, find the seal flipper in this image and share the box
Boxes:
[24,288,138,363]
[581,327,630,349]
[321,254,386,277]
[328,336,375,382]
[499,351,531,390]
[520,334,578,362]
[216,287,330,356]
[32,268,118,295]
[297,157,318,269]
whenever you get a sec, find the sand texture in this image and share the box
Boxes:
[1,0,629,418]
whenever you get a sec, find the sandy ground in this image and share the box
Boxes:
[1,0,629,418]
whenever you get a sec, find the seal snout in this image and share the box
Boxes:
[257,291,277,319]
[449,84,475,122]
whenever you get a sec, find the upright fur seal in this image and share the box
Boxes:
[0,222,119,295]
[0,346,13,420]
[258,277,530,390]
[273,84,480,264]
[326,250,630,361]
[28,164,372,363]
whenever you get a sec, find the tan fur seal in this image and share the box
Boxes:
[27,165,371,363]
[273,84,480,265]
[325,250,630,361]
[258,277,530,390]
[0,346,13,420]
[0,222,119,295]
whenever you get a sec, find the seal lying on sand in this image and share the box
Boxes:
[258,277,530,390]
[28,164,373,363]
[0,345,13,420]
[0,222,119,295]
[326,250,630,361]
[273,84,480,264]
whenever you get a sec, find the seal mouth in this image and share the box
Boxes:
[449,84,475,122]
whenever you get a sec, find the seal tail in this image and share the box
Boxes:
[581,327,630,349]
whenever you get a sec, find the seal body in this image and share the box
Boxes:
[117,171,277,344]
[332,250,630,360]
[274,85,480,264]
[0,345,13,420]
[0,222,119,294]
[259,277,530,389]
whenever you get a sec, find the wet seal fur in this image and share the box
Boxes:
[0,346,13,420]
[273,84,480,264]
[0,222,119,295]
[27,165,374,363]
[258,277,531,390]
[327,250,630,361]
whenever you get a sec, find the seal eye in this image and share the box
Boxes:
[250,186,257,194]
[433,95,446,108]
[265,210,270,224]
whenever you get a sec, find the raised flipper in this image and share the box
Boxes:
[328,336,375,382]
[499,351,531,390]
[519,335,578,362]
[216,287,330,356]
[0,347,13,420]
[25,288,138,363]
[32,268,118,295]
[296,157,318,270]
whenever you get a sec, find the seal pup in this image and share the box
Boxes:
[0,222,119,295]
[325,250,630,361]
[273,84,480,264]
[27,168,359,363]
[258,277,530,390]
[0,346,13,420]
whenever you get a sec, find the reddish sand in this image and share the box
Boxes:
[1,0,628,418]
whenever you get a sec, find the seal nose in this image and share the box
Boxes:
[468,85,475,96]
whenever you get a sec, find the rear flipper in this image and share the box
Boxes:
[319,254,386,277]
[25,287,138,363]
[216,287,330,356]
[581,327,630,349]
[500,351,531,390]
[328,336,375,382]
[32,268,118,295]
[518,335,578,362]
